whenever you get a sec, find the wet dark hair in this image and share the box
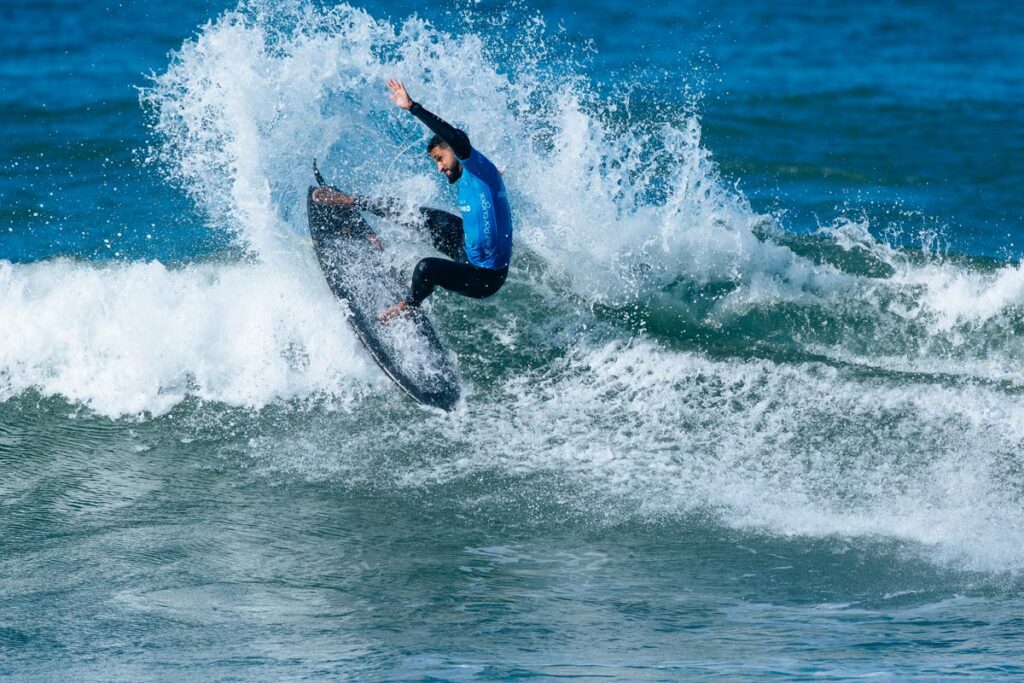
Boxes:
[426,134,450,154]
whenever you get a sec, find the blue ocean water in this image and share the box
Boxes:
[2,0,1024,680]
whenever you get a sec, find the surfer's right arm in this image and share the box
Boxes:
[387,78,471,159]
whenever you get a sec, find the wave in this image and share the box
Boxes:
[137,0,1024,379]
[2,0,1023,572]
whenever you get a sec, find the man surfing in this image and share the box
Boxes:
[313,78,513,323]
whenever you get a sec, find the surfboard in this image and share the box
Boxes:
[306,182,460,411]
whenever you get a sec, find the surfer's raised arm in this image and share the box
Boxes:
[313,79,475,215]
[387,78,471,159]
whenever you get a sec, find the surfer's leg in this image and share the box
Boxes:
[408,257,508,306]
[420,209,466,262]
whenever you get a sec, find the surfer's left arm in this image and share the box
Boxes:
[387,78,472,159]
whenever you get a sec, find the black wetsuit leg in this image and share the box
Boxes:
[408,258,508,306]
[420,208,466,261]
[407,208,508,305]
[354,200,464,261]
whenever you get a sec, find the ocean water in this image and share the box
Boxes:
[2,0,1024,679]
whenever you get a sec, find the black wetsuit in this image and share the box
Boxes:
[375,102,511,307]
[354,198,509,305]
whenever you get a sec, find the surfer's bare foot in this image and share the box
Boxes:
[312,188,356,207]
[379,300,413,324]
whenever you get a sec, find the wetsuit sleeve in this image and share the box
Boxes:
[354,195,404,219]
[409,102,472,160]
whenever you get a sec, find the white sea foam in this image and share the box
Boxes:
[3,1,1023,573]
[821,218,1024,332]
[246,335,1024,572]
[0,258,375,416]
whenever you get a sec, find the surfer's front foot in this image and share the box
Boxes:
[379,300,414,324]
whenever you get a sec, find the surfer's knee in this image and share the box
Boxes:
[409,258,437,306]
[413,258,436,284]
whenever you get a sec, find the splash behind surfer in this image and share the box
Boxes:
[313,78,512,322]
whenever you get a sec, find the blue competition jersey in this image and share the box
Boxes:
[457,148,513,270]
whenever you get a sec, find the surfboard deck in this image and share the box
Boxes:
[307,187,460,410]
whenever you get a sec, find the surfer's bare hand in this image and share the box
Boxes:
[387,78,414,110]
[312,188,355,207]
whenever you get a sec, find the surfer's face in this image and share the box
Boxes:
[429,146,462,184]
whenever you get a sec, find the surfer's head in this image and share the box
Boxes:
[427,135,462,184]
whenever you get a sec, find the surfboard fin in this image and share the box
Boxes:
[312,158,326,187]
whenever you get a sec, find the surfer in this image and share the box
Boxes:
[313,78,512,322]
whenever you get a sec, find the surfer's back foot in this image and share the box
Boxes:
[379,300,414,324]
[312,187,356,206]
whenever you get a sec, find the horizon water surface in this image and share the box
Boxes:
[2,0,1024,680]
